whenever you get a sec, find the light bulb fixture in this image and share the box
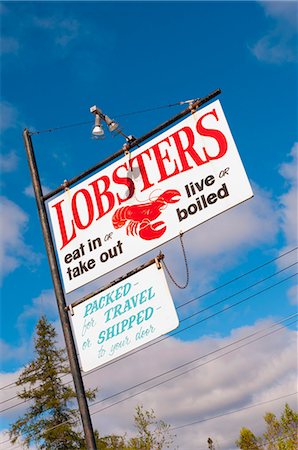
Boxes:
[89,104,134,143]
[90,105,119,139]
[91,112,104,139]
[102,113,119,133]
[107,118,119,133]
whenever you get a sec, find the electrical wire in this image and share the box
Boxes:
[171,392,298,431]
[0,246,296,393]
[4,316,298,449]
[82,268,297,374]
[176,246,298,311]
[1,264,296,412]
[179,261,298,324]
[87,317,298,417]
[2,390,296,450]
[0,268,296,414]
[0,247,297,440]
[3,314,295,445]
[29,99,192,135]
[83,314,298,412]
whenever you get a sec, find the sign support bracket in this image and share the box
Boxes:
[67,253,165,312]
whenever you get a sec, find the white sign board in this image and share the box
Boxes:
[70,262,179,371]
[48,100,253,292]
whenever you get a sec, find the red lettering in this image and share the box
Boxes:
[129,149,154,192]
[171,126,205,172]
[88,175,115,219]
[112,163,135,205]
[71,189,94,230]
[51,199,76,250]
[196,109,228,161]
[151,138,180,182]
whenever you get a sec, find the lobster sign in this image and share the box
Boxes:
[48,99,253,292]
[112,190,181,240]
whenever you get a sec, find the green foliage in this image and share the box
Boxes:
[10,317,175,449]
[9,316,96,449]
[127,405,175,450]
[87,430,130,449]
[80,405,175,450]
[235,403,298,450]
[235,427,262,450]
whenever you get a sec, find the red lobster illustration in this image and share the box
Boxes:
[112,189,181,240]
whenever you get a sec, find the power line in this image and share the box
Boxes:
[29,99,191,135]
[1,269,296,413]
[2,391,296,450]
[83,268,297,373]
[88,318,298,417]
[0,315,296,447]
[176,246,298,311]
[24,316,298,440]
[179,261,297,323]
[0,246,296,393]
[171,392,298,431]
[86,315,298,412]
[0,264,296,415]
[1,265,296,412]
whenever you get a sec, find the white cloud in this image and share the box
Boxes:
[0,102,17,131]
[187,183,277,256]
[261,1,298,27]
[0,368,38,449]
[251,1,297,64]
[23,183,51,198]
[55,19,80,47]
[83,320,297,450]
[287,284,298,306]
[159,182,278,294]
[252,34,296,64]
[0,196,40,281]
[0,319,296,450]
[0,338,34,368]
[279,142,298,183]
[0,151,18,173]
[16,290,58,337]
[33,15,81,48]
[279,142,298,245]
[0,290,59,367]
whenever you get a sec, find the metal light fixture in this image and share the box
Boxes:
[90,105,119,139]
[92,112,104,139]
[105,116,119,133]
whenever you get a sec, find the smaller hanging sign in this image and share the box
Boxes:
[69,260,179,371]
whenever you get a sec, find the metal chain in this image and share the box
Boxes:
[162,232,190,289]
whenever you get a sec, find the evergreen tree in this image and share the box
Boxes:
[10,317,175,449]
[235,403,298,450]
[9,316,96,449]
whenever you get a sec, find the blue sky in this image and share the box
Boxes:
[0,1,297,449]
